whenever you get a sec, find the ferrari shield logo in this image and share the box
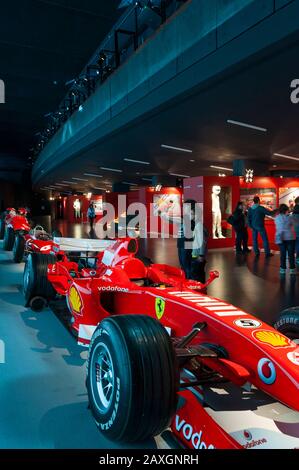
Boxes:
[155,297,165,320]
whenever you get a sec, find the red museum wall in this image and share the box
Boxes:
[184,176,299,250]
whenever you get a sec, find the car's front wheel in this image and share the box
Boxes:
[87,315,178,443]
[3,227,15,251]
[23,253,57,310]
[274,307,299,343]
[13,234,25,263]
[0,217,5,240]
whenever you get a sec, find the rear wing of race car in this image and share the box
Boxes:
[53,237,116,255]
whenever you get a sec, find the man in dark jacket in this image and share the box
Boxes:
[248,196,275,257]
[292,196,299,265]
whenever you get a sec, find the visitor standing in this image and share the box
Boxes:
[275,204,296,276]
[232,201,251,254]
[87,203,96,229]
[248,196,275,257]
[292,196,299,265]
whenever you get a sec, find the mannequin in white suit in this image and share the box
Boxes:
[212,185,225,239]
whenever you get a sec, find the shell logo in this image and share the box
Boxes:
[253,330,291,349]
[68,286,82,314]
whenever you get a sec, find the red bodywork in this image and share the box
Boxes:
[4,208,30,232]
[23,233,60,256]
[46,238,299,449]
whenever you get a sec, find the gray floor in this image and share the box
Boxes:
[0,242,156,449]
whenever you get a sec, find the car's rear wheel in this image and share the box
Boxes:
[23,253,57,310]
[87,315,178,443]
[0,218,5,240]
[13,234,25,263]
[274,308,299,343]
[3,227,15,251]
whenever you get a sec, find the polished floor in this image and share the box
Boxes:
[0,223,298,449]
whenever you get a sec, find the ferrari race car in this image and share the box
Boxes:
[11,225,62,263]
[23,238,299,449]
[0,207,31,251]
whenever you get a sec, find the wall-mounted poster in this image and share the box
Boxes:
[153,194,181,217]
[279,187,299,210]
[91,197,103,215]
[240,188,277,210]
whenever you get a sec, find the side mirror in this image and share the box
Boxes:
[209,270,220,280]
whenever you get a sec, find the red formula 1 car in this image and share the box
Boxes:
[0,207,31,251]
[11,225,63,264]
[23,238,299,449]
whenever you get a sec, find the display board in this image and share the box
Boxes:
[279,187,299,209]
[153,194,181,217]
[240,188,277,210]
[91,197,103,215]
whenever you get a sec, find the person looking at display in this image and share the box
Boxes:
[87,202,96,229]
[231,202,251,254]
[159,199,202,279]
[275,204,296,275]
[248,196,275,258]
[191,224,209,284]
[291,196,299,265]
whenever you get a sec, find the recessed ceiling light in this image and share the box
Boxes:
[169,173,190,178]
[227,119,267,132]
[122,182,138,186]
[161,144,193,153]
[93,187,105,191]
[72,177,88,181]
[54,183,69,187]
[84,173,103,178]
[100,167,122,173]
[136,172,140,175]
[142,178,152,182]
[273,153,299,161]
[190,159,195,163]
[124,158,150,165]
[272,164,277,168]
[62,181,78,184]
[210,165,233,172]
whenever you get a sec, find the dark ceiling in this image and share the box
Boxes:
[36,33,299,193]
[0,0,122,179]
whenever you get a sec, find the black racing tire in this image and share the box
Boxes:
[0,218,5,240]
[87,315,178,443]
[23,253,57,307]
[274,308,299,341]
[3,227,15,251]
[13,234,25,263]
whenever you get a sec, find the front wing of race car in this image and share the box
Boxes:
[173,380,299,449]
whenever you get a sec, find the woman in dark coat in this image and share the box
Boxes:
[233,201,251,254]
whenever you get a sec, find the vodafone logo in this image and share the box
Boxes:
[287,350,299,366]
[257,358,276,385]
[175,415,215,449]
